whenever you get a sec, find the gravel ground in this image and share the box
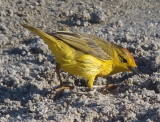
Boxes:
[0,0,160,121]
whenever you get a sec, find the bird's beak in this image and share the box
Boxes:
[128,66,141,76]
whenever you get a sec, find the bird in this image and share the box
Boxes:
[21,24,140,90]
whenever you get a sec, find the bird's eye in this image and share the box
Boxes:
[122,58,127,63]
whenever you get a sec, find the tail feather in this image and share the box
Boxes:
[21,24,75,62]
[20,24,56,45]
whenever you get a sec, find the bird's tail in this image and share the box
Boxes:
[20,24,75,62]
[20,24,57,45]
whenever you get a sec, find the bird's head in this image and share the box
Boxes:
[113,45,140,76]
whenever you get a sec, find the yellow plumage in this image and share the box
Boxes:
[21,24,138,89]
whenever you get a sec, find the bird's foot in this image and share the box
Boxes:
[53,82,74,92]
[92,84,119,93]
[54,85,74,92]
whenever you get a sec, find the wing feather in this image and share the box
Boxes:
[48,31,114,60]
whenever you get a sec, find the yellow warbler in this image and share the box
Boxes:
[21,24,139,89]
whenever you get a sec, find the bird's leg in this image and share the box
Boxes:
[54,63,74,92]
[55,63,63,85]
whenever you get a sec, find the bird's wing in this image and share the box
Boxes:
[48,31,114,60]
